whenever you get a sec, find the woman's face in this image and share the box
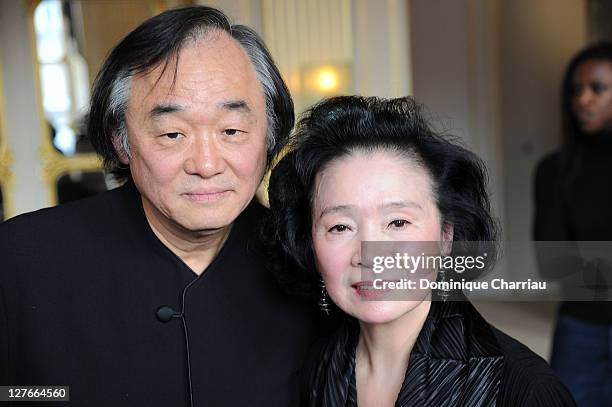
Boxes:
[311,150,450,324]
[571,59,612,134]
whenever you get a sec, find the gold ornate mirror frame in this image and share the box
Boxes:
[26,0,102,206]
[0,61,14,219]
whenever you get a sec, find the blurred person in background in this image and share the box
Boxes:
[534,43,612,406]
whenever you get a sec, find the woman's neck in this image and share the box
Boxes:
[581,130,612,149]
[355,300,431,407]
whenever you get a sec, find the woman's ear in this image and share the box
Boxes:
[440,222,454,255]
[442,222,454,242]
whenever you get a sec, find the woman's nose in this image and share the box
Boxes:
[350,250,362,268]
[351,226,383,269]
[576,87,594,107]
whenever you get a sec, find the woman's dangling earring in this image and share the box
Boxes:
[437,268,452,302]
[318,278,331,315]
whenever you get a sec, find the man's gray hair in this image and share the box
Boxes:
[108,74,131,158]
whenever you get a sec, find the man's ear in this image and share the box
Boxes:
[112,133,130,165]
[441,222,454,255]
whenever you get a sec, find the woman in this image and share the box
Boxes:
[534,43,612,406]
[268,96,575,406]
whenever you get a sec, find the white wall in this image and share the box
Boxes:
[411,0,587,283]
[500,0,587,281]
[411,0,505,265]
[0,1,49,216]
[352,0,412,98]
[411,0,472,140]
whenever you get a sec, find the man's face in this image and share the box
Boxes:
[122,31,268,235]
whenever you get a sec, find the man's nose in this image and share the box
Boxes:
[184,136,226,178]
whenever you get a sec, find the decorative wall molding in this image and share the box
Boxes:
[0,62,15,219]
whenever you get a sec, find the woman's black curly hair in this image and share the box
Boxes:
[264,96,498,301]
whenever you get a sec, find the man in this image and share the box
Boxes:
[0,6,318,406]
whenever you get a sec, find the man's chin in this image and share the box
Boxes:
[179,219,233,234]
[172,197,249,234]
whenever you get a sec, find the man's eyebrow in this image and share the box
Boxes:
[149,103,185,119]
[218,99,252,113]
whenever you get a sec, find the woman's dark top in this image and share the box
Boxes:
[303,301,576,406]
[534,132,612,324]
